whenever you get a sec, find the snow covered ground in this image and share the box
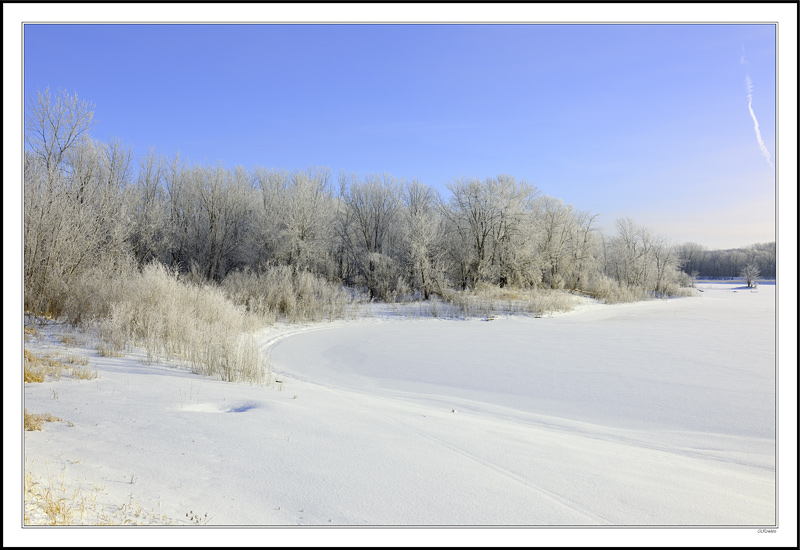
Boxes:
[11,281,796,546]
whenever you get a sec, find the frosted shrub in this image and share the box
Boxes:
[222,265,354,323]
[59,256,138,328]
[95,262,267,384]
[96,302,133,356]
[548,273,566,291]
[389,276,413,304]
[295,270,343,321]
[586,275,650,304]
[439,285,576,318]
[364,252,399,301]
[523,290,575,315]
[665,283,697,298]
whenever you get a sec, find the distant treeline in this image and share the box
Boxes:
[676,242,776,279]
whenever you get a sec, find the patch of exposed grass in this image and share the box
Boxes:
[24,324,39,340]
[24,465,176,525]
[24,349,97,382]
[24,468,72,525]
[63,353,90,366]
[24,409,64,431]
[24,349,61,383]
[70,365,97,380]
[60,333,83,346]
[96,342,126,358]
[385,285,578,320]
[438,285,577,319]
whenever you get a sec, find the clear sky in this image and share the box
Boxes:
[12,5,791,251]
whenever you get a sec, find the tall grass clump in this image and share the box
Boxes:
[581,275,652,304]
[430,284,577,319]
[59,255,139,328]
[222,265,356,324]
[95,263,267,384]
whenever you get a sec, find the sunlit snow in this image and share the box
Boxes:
[22,281,776,534]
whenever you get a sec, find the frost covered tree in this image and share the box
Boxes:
[129,149,168,266]
[442,175,539,289]
[603,218,684,296]
[337,172,403,299]
[400,180,447,299]
[252,166,288,266]
[561,208,600,291]
[25,87,102,314]
[745,242,776,279]
[253,167,337,276]
[489,175,541,288]
[536,196,572,288]
[168,164,259,281]
[25,87,96,176]
[740,264,760,288]
[282,167,336,275]
[161,154,192,270]
[650,235,679,296]
[676,242,707,285]
[442,177,496,288]
[605,217,653,288]
[24,130,134,316]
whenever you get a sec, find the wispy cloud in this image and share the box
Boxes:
[741,54,773,168]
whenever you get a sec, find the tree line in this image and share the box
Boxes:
[676,241,776,281]
[25,88,767,317]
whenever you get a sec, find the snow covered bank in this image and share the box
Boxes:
[15,282,786,544]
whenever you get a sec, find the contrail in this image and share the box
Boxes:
[741,57,773,167]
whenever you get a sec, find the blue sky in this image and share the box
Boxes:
[20,20,779,250]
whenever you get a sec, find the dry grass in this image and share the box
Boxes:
[96,342,126,358]
[222,265,356,324]
[386,285,578,320]
[24,409,64,431]
[24,464,176,525]
[24,349,60,383]
[60,333,83,346]
[91,263,270,384]
[581,276,652,304]
[24,349,97,382]
[63,353,90,366]
[70,365,97,380]
[439,285,577,318]
[25,324,39,340]
[24,468,72,525]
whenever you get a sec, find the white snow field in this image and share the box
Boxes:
[18,281,784,544]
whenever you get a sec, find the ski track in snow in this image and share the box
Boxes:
[257,291,775,525]
[266,287,775,521]
[306,380,613,524]
[248,314,618,524]
[260,305,773,473]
